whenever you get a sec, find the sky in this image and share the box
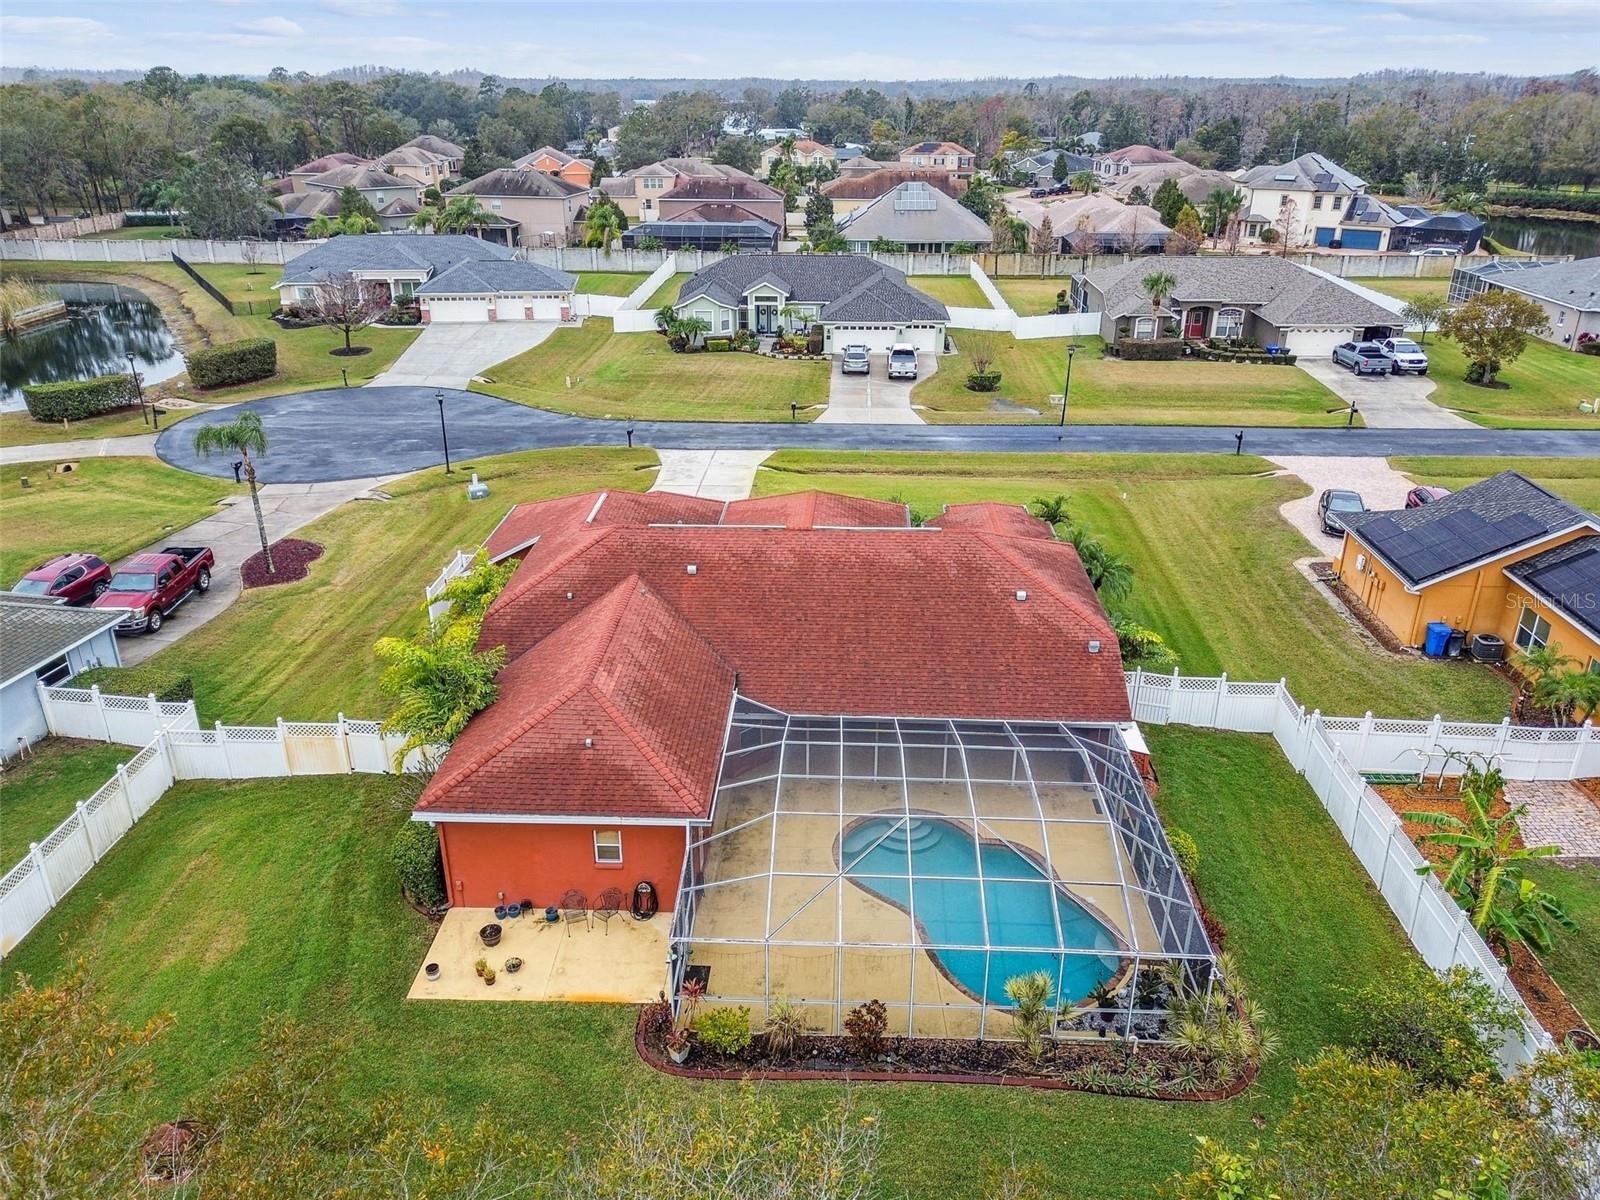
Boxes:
[0,0,1593,81]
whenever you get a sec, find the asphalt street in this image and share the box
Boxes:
[154,386,1600,484]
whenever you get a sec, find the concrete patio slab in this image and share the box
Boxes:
[368,321,558,390]
[407,906,669,1003]
[650,448,771,500]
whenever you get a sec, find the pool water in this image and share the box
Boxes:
[841,817,1120,1005]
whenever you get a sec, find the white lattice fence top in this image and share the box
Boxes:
[346,720,381,735]
[39,813,83,855]
[168,729,218,746]
[43,687,94,704]
[82,776,123,817]
[282,722,338,737]
[158,702,191,718]
[1177,676,1215,690]
[1320,716,1362,733]
[103,694,154,710]
[1225,681,1279,696]
[0,858,35,899]
[223,726,279,742]
[126,743,161,773]
[1375,718,1432,734]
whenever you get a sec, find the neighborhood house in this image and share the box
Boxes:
[1448,257,1600,351]
[1,594,123,759]
[446,168,592,248]
[671,253,949,351]
[835,180,993,254]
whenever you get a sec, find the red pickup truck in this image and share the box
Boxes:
[92,546,215,634]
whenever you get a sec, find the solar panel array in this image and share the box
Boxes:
[1515,541,1600,638]
[1362,510,1548,582]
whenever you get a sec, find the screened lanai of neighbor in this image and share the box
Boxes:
[670,698,1217,1041]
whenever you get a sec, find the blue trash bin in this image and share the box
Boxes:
[1424,622,1453,657]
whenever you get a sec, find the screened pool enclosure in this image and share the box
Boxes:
[668,699,1217,1041]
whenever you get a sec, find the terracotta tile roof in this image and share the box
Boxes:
[721,493,909,529]
[931,503,1053,540]
[416,575,736,819]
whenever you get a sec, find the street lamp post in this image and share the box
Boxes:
[125,352,148,425]
[435,389,453,474]
[1057,343,1078,429]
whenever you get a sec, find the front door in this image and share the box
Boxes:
[1183,307,1209,338]
[755,304,778,334]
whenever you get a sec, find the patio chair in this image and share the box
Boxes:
[593,887,624,935]
[560,889,589,935]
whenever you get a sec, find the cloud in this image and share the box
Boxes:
[0,15,112,39]
[1017,19,1341,45]
[319,0,402,15]
[235,16,304,36]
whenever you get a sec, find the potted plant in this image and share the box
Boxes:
[482,967,496,987]
[504,957,523,974]
[474,957,488,979]
[666,1028,691,1064]
[425,962,441,982]
[479,922,502,947]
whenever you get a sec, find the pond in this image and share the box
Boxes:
[1485,214,1600,260]
[1,282,185,413]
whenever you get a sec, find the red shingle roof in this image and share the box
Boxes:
[721,493,909,529]
[931,503,1053,539]
[416,575,736,819]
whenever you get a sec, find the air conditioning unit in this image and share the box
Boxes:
[1469,634,1506,664]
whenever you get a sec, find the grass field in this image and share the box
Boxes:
[908,275,991,307]
[645,271,691,308]
[916,334,1352,425]
[992,276,1073,315]
[476,323,828,421]
[0,457,238,585]
[754,450,1517,720]
[81,225,192,241]
[139,447,658,722]
[1350,276,1449,305]
[0,725,1424,1199]
[0,739,132,863]
[1413,336,1600,429]
[575,272,651,296]
[1389,455,1600,511]
[1527,861,1600,1029]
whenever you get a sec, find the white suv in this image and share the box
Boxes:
[887,344,919,380]
[1379,337,1430,375]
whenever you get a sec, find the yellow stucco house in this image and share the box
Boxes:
[1333,471,1600,670]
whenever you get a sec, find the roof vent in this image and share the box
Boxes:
[1088,639,1102,654]
[565,591,574,600]
[686,564,698,575]
[583,737,593,749]
[1015,589,1028,602]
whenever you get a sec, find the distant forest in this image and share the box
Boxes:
[2,65,1596,222]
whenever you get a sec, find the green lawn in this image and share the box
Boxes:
[476,323,828,422]
[645,271,691,308]
[0,457,238,586]
[908,275,991,307]
[1412,336,1600,429]
[1526,861,1600,1030]
[141,447,659,722]
[1388,456,1600,511]
[78,225,191,241]
[917,334,1353,426]
[0,726,1425,1199]
[576,272,651,297]
[992,276,1073,315]
[1350,276,1449,305]
[754,450,1515,720]
[0,402,207,447]
[0,739,132,864]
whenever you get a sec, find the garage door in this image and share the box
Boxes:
[1314,227,1338,247]
[823,324,943,354]
[529,296,566,320]
[495,296,526,321]
[425,298,490,323]
[1283,328,1356,358]
[1342,229,1382,250]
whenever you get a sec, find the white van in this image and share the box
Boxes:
[887,344,919,380]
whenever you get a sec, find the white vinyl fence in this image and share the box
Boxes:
[1127,668,1594,1068]
[423,548,475,625]
[0,688,407,957]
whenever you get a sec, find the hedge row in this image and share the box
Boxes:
[1489,188,1600,216]
[185,338,277,389]
[122,211,185,227]
[21,374,136,422]
[1186,341,1299,366]
[72,664,195,703]
[1115,338,1185,361]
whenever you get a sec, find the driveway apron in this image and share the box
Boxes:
[368,322,559,390]
[817,352,932,424]
[1297,358,1474,429]
[1266,455,1419,556]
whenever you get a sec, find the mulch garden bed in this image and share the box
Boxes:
[329,345,372,357]
[1574,777,1600,817]
[1373,781,1592,1043]
[241,539,324,589]
[1313,565,1411,654]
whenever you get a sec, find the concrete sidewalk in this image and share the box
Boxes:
[368,322,558,389]
[1,433,159,466]
[118,476,394,664]
[649,449,771,501]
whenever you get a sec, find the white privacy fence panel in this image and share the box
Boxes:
[2,693,410,957]
[424,548,474,625]
[945,305,1013,330]
[1128,669,1574,1069]
[39,684,198,745]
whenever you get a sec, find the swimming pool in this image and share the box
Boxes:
[840,817,1122,1005]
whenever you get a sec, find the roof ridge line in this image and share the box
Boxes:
[491,523,618,611]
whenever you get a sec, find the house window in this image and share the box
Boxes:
[1557,309,1566,325]
[593,829,622,864]
[1312,195,1323,209]
[490,200,502,210]
[1331,196,1343,211]
[35,655,71,687]
[1133,316,1156,340]
[1214,308,1245,339]
[644,177,664,190]
[1514,606,1551,651]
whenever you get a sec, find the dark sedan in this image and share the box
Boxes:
[1318,489,1366,535]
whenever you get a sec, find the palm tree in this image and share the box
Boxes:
[1065,525,1134,602]
[1200,187,1241,245]
[375,620,506,768]
[1512,643,1577,717]
[1543,668,1600,727]
[437,196,491,235]
[1029,495,1072,529]
[664,314,710,352]
[192,412,275,574]
[1140,270,1177,316]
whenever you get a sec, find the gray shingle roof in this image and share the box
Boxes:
[677,254,948,323]
[1506,534,1600,643]
[1472,256,1600,313]
[836,183,992,247]
[377,147,449,170]
[1341,471,1595,587]
[309,164,413,191]
[414,260,575,296]
[402,134,465,159]
[450,168,588,199]
[1238,152,1365,193]
[276,233,515,286]
[0,595,122,688]
[1079,255,1400,327]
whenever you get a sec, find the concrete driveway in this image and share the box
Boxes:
[367,322,558,389]
[1298,358,1474,429]
[1266,455,1418,556]
[816,352,933,424]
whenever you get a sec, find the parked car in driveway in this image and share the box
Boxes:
[92,546,214,634]
[1406,485,1450,507]
[840,344,871,375]
[10,553,112,605]
[1331,341,1394,375]
[1318,489,1366,535]
[887,344,919,380]
[1379,337,1430,375]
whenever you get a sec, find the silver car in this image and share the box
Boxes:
[1331,341,1394,376]
[1379,337,1429,375]
[840,344,870,375]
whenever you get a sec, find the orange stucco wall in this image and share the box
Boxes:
[1334,528,1599,654]
[436,822,687,910]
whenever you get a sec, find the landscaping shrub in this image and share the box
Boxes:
[73,664,195,702]
[1117,338,1184,361]
[21,374,136,422]
[1579,341,1600,356]
[1339,965,1521,1088]
[1168,827,1201,876]
[843,999,888,1058]
[703,337,732,352]
[184,338,277,389]
[382,305,419,326]
[1489,188,1600,216]
[693,1006,753,1055]
[390,820,447,909]
[122,211,184,227]
[965,370,1002,391]
[761,998,811,1059]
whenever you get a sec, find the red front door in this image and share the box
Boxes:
[1184,309,1207,338]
